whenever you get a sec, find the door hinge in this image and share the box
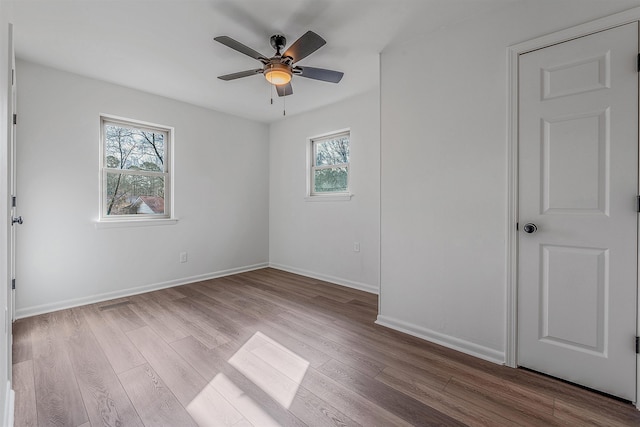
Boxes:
[636,336,639,354]
[637,196,640,212]
[516,222,519,230]
[11,196,16,208]
[12,113,16,125]
[637,53,640,72]
[11,279,15,290]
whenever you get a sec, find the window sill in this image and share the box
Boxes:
[304,193,353,202]
[95,218,179,229]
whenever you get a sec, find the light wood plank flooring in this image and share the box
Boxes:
[12,268,640,426]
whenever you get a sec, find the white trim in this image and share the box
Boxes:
[95,218,179,229]
[375,315,504,365]
[378,52,383,317]
[304,194,353,202]
[3,381,13,427]
[506,6,640,402]
[505,33,520,369]
[308,128,351,142]
[15,262,268,319]
[269,262,379,294]
[512,10,640,56]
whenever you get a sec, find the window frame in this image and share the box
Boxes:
[98,114,175,223]
[306,129,352,200]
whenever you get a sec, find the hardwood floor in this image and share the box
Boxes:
[12,268,640,426]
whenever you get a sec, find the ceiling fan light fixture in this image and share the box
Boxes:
[264,63,292,85]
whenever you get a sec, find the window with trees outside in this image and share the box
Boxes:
[309,130,350,196]
[100,116,172,220]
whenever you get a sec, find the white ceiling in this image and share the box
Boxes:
[8,0,516,123]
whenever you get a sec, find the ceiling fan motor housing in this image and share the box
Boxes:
[270,34,287,54]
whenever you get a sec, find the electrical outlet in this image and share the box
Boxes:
[353,242,360,252]
[180,252,188,263]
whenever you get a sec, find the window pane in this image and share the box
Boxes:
[104,123,165,171]
[315,135,349,166]
[314,167,348,193]
[105,172,165,216]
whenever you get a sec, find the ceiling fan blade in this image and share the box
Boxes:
[296,66,344,83]
[214,36,268,62]
[276,82,293,97]
[283,31,326,63]
[218,69,263,81]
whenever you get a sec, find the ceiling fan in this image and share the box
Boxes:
[214,31,344,97]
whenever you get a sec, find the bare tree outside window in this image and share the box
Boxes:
[101,117,171,219]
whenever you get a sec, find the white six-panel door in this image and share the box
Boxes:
[518,22,638,401]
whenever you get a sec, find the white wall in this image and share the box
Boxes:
[379,0,640,363]
[15,60,269,317]
[269,89,380,293]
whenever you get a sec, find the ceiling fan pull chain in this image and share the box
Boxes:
[283,95,286,116]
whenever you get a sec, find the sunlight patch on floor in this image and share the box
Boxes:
[186,372,281,426]
[186,378,246,426]
[186,331,309,425]
[210,373,280,426]
[228,331,310,409]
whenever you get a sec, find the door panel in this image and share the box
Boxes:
[542,110,608,214]
[541,244,606,354]
[518,22,638,401]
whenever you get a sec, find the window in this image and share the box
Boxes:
[308,130,350,197]
[100,116,172,221]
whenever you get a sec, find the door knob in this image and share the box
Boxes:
[11,216,22,225]
[523,223,537,234]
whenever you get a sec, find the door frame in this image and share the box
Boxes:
[8,24,14,327]
[506,7,640,406]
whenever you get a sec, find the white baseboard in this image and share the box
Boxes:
[269,263,379,294]
[3,381,13,427]
[376,314,505,365]
[15,263,269,319]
